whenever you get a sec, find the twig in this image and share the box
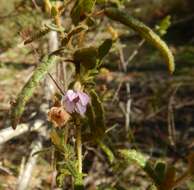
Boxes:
[117,41,132,136]
[16,137,43,190]
[48,72,65,95]
[126,39,145,65]
[168,85,180,146]
[0,120,44,145]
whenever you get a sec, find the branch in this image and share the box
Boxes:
[16,137,43,190]
[0,120,44,145]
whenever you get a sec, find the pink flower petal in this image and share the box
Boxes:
[75,102,87,116]
[77,92,90,106]
[65,90,78,101]
[64,100,75,113]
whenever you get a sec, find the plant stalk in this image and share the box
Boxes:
[172,171,190,189]
[76,119,82,173]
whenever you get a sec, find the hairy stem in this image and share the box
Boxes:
[76,119,82,173]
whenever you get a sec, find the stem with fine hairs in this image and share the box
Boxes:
[76,119,82,173]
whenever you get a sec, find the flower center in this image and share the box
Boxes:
[73,96,79,103]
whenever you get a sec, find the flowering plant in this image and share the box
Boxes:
[9,0,181,189]
[62,90,90,116]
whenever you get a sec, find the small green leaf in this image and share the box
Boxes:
[155,16,171,36]
[51,6,58,17]
[154,161,166,185]
[71,0,96,25]
[119,149,156,182]
[74,46,98,71]
[98,39,113,62]
[98,141,114,163]
[90,90,105,139]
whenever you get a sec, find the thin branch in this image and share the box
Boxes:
[17,137,43,190]
[0,120,44,145]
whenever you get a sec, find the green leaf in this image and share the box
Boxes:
[105,8,175,73]
[90,90,106,139]
[51,6,58,17]
[55,144,80,187]
[71,0,96,25]
[155,16,171,36]
[10,55,57,129]
[98,39,113,62]
[154,161,166,185]
[118,149,156,182]
[74,46,98,71]
[98,141,114,163]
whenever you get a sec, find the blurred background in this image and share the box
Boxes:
[0,0,194,189]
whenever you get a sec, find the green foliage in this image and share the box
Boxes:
[118,149,194,190]
[154,161,166,184]
[51,130,84,188]
[7,1,179,189]
[119,149,156,182]
[10,55,57,129]
[74,46,98,71]
[155,16,171,36]
[98,39,113,63]
[74,38,113,73]
[98,141,114,163]
[89,90,106,140]
[104,8,175,73]
[71,0,96,25]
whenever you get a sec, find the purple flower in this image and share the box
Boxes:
[62,90,90,116]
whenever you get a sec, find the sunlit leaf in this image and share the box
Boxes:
[98,141,114,163]
[119,149,156,182]
[10,55,57,129]
[105,8,175,73]
[155,16,171,36]
[71,0,96,25]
